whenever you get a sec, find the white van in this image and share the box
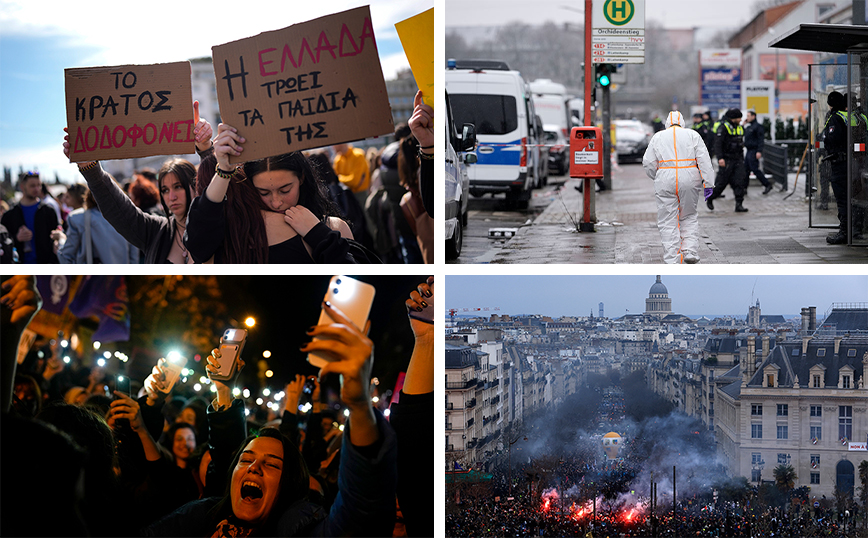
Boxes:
[446,60,537,208]
[529,79,571,138]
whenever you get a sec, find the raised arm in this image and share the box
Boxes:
[62,128,166,252]
[206,123,244,204]
[301,300,397,537]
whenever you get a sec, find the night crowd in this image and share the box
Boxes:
[1,275,434,537]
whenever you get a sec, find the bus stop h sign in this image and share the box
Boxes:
[592,0,646,64]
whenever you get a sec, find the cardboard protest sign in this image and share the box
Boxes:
[211,5,394,163]
[395,8,434,107]
[65,62,193,162]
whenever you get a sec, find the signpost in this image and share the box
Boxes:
[591,0,646,64]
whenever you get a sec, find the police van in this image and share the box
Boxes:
[446,59,539,208]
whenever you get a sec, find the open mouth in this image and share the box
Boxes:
[240,481,263,501]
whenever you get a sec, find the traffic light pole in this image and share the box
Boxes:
[581,0,595,232]
[602,84,611,190]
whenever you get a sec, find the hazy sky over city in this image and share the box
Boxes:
[446,275,868,318]
[0,0,430,183]
[445,0,770,30]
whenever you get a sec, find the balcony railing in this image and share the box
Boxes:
[466,398,477,409]
[446,380,477,390]
[446,444,455,452]
[446,402,454,410]
[446,422,453,430]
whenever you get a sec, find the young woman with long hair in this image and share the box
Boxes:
[61,104,212,264]
[184,123,356,263]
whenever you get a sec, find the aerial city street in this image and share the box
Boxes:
[446,275,868,537]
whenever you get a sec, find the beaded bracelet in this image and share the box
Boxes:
[216,166,237,179]
[418,149,434,160]
[78,161,98,172]
[420,145,434,150]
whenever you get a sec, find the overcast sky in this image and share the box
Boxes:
[446,275,868,318]
[0,0,430,183]
[445,0,765,29]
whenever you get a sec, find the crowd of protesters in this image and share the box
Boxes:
[447,492,864,537]
[1,90,434,264]
[446,384,866,538]
[1,274,434,537]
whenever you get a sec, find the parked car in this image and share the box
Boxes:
[614,119,653,163]
[543,125,568,175]
[445,91,477,260]
[530,114,549,187]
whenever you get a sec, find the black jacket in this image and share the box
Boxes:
[743,120,765,152]
[0,199,59,263]
[714,120,745,159]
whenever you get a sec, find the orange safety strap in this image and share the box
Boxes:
[672,123,683,264]
[658,158,698,169]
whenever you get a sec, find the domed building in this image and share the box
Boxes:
[645,275,673,318]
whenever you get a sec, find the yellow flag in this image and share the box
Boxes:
[395,8,434,107]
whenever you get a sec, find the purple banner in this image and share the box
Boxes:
[68,275,130,342]
[36,275,74,315]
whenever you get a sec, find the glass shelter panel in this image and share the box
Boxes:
[809,58,868,246]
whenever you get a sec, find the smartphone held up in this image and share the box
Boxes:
[158,351,187,393]
[211,328,247,381]
[307,276,376,369]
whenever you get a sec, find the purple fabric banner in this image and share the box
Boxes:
[36,275,74,315]
[68,275,130,342]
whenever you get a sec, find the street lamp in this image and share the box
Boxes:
[245,317,256,328]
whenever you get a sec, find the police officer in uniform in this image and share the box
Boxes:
[707,108,748,212]
[822,91,867,244]
[692,113,713,156]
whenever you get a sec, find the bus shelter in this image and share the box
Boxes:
[771,24,868,247]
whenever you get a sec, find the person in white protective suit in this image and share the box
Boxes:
[642,111,714,264]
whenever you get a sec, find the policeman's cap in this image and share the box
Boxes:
[724,109,742,120]
[828,91,846,110]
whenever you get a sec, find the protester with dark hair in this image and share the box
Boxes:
[398,135,433,263]
[176,397,210,446]
[1,172,60,263]
[185,122,356,263]
[142,300,397,537]
[409,90,434,218]
[308,151,372,248]
[39,402,132,536]
[374,122,422,263]
[1,414,89,536]
[61,102,212,263]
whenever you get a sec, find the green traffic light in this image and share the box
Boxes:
[599,74,611,87]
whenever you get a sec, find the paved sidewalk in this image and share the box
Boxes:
[490,163,868,264]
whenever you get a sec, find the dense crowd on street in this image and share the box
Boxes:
[1,275,435,536]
